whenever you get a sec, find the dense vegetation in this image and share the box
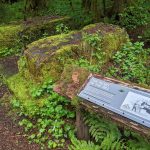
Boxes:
[0,0,150,149]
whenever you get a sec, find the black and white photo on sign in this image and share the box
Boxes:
[121,92,150,121]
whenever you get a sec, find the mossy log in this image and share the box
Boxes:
[0,16,70,50]
[24,23,128,80]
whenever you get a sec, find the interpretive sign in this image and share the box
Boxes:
[78,75,150,128]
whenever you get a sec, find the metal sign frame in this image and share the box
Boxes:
[78,74,150,128]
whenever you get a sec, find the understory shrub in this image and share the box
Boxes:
[107,41,150,85]
[119,1,150,29]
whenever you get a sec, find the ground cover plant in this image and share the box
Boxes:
[67,111,150,150]
[10,78,76,149]
[106,41,150,86]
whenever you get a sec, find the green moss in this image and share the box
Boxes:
[6,73,49,117]
[7,74,32,100]
[0,16,71,56]
[40,45,80,81]
[24,22,129,81]
[102,31,129,62]
[27,32,71,49]
[82,24,97,30]
[0,24,22,49]
[25,30,81,79]
[71,96,80,106]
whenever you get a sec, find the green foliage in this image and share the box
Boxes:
[143,28,150,44]
[70,9,94,28]
[83,33,101,49]
[74,33,105,73]
[45,0,93,28]
[0,47,21,57]
[107,41,150,85]
[84,113,124,150]
[11,79,75,149]
[83,33,105,66]
[0,47,14,57]
[0,1,24,24]
[124,130,150,150]
[84,112,150,150]
[30,79,53,98]
[75,58,100,73]
[69,137,100,150]
[56,23,70,34]
[120,2,150,29]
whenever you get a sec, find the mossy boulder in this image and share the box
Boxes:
[0,16,70,53]
[24,23,129,80]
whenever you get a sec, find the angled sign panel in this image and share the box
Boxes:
[78,75,150,127]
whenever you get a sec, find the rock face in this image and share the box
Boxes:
[24,23,129,80]
[0,16,70,50]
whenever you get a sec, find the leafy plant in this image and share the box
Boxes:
[56,23,70,34]
[0,47,21,57]
[124,130,150,150]
[84,112,150,150]
[11,79,75,149]
[107,41,150,85]
[69,137,100,150]
[84,113,124,150]
[75,58,100,73]
[30,79,53,98]
[75,33,105,73]
[120,3,150,29]
[83,33,103,64]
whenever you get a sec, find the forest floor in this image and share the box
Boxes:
[0,56,40,150]
[0,105,40,150]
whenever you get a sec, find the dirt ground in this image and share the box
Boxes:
[0,56,40,150]
[0,106,40,150]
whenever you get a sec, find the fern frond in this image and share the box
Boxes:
[84,113,121,142]
[69,137,100,150]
